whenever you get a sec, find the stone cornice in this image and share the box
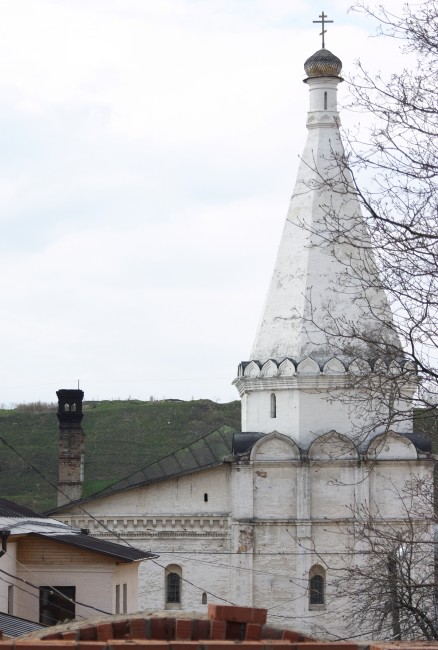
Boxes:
[233,374,349,395]
[58,514,230,534]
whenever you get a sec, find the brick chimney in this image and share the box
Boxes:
[56,389,85,507]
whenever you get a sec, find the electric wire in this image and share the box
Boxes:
[1,432,430,635]
[0,437,239,609]
[0,565,111,617]
[13,553,113,616]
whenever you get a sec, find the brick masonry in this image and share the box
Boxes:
[4,607,437,650]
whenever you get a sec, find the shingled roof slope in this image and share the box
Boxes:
[31,532,154,562]
[50,425,235,512]
[0,612,46,637]
[95,424,234,496]
[0,499,154,563]
[0,498,42,518]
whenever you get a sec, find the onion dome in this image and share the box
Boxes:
[304,48,342,78]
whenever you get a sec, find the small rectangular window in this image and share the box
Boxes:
[39,586,75,625]
[115,584,120,614]
[122,583,127,614]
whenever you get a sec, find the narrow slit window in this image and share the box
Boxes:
[270,393,276,418]
[204,493,208,503]
[324,91,327,110]
[202,592,207,605]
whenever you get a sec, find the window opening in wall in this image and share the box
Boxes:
[71,403,76,412]
[122,583,127,614]
[270,393,276,418]
[7,585,13,615]
[204,493,208,503]
[324,91,327,110]
[165,565,182,608]
[202,592,207,605]
[309,566,326,608]
[115,584,120,614]
[310,574,324,604]
[39,586,76,625]
[167,573,181,603]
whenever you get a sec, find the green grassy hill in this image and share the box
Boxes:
[0,399,241,512]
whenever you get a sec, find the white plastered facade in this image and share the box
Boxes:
[56,48,433,639]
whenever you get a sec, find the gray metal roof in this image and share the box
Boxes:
[0,499,42,518]
[0,613,45,638]
[402,430,431,453]
[0,499,154,562]
[50,425,235,511]
[89,425,234,499]
[31,532,155,562]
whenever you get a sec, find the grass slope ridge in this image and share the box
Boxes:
[0,399,241,512]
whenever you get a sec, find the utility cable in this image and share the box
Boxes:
[0,437,239,608]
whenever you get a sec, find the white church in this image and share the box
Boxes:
[51,36,433,639]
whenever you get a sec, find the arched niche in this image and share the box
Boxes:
[308,431,358,461]
[297,358,320,374]
[366,431,418,460]
[252,432,298,519]
[261,360,278,377]
[244,361,260,378]
[250,431,300,462]
[323,357,345,374]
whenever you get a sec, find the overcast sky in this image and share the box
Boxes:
[0,0,405,406]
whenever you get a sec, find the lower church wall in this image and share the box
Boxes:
[56,452,433,639]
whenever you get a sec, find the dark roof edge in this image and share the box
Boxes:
[31,532,157,562]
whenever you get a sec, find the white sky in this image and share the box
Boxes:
[0,0,405,406]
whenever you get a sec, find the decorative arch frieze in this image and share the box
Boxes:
[244,361,261,378]
[402,359,416,373]
[297,358,320,374]
[366,431,417,460]
[323,357,345,374]
[250,431,300,462]
[308,431,358,461]
[279,358,296,376]
[261,359,279,377]
[373,358,387,374]
[348,358,371,375]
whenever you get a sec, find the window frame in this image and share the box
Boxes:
[165,564,182,610]
[309,565,326,610]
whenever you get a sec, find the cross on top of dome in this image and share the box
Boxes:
[313,11,333,49]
